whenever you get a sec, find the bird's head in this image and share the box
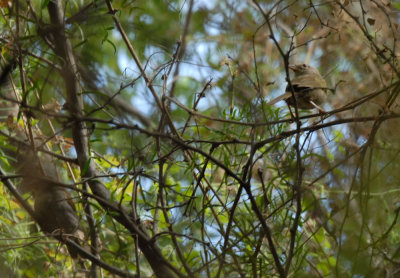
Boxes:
[289,64,320,76]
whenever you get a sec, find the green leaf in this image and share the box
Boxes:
[104,38,117,54]
[81,158,91,175]
[73,39,88,49]
[41,0,50,9]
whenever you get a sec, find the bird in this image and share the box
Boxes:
[266,64,328,113]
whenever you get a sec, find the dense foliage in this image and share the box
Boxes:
[0,0,400,277]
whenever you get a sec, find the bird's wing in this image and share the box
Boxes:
[265,92,292,106]
[291,74,327,89]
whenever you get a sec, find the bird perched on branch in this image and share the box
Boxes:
[266,64,328,113]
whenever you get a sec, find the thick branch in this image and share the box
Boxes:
[46,1,182,277]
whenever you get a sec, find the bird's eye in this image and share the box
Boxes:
[302,64,307,67]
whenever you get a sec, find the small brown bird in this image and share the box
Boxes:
[266,64,328,113]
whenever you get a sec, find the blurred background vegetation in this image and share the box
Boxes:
[0,0,400,277]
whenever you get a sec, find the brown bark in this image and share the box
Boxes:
[46,1,182,277]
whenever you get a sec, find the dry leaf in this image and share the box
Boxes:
[227,185,237,196]
[0,0,10,8]
[43,98,61,113]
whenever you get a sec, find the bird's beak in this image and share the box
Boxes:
[288,65,297,71]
